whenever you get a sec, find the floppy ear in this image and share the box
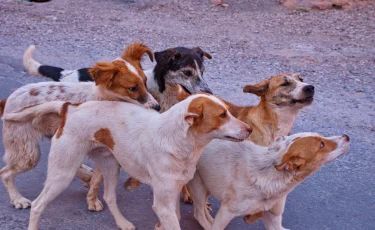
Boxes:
[243,79,269,96]
[185,101,203,126]
[192,47,212,60]
[121,42,154,63]
[275,155,306,171]
[89,62,120,88]
[176,85,191,102]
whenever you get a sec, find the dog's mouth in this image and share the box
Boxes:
[180,84,191,94]
[292,96,314,104]
[224,136,245,142]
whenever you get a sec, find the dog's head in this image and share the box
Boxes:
[180,93,252,142]
[273,132,350,181]
[153,47,213,95]
[243,73,314,109]
[89,42,160,111]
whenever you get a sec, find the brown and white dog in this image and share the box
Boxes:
[187,133,350,230]
[0,42,159,210]
[3,94,252,230]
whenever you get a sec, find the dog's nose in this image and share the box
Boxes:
[203,88,213,95]
[247,126,253,135]
[342,134,350,141]
[152,104,161,111]
[303,85,315,95]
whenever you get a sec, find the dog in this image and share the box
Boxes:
[187,132,350,230]
[173,73,315,203]
[24,44,214,209]
[3,93,252,230]
[0,42,159,210]
[24,45,213,112]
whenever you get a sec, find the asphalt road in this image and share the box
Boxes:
[0,0,374,229]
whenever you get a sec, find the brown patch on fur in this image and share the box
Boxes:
[0,99,6,117]
[124,177,141,190]
[243,211,264,224]
[29,88,40,96]
[94,128,115,150]
[58,85,66,94]
[56,103,80,139]
[275,136,338,180]
[49,85,56,89]
[186,96,229,134]
[47,90,53,95]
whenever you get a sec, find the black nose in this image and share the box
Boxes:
[303,85,315,95]
[342,134,350,141]
[203,88,213,95]
[152,104,161,112]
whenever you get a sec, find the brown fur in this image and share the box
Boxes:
[0,99,6,117]
[29,89,40,96]
[56,103,80,139]
[94,128,115,150]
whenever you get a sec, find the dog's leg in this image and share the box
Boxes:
[182,185,193,203]
[1,122,42,209]
[92,154,135,230]
[76,164,94,187]
[152,185,181,230]
[262,195,289,230]
[187,173,213,229]
[211,206,235,230]
[29,138,87,230]
[86,166,104,211]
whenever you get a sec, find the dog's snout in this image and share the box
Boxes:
[203,88,213,95]
[342,134,350,141]
[246,126,253,135]
[152,104,161,111]
[303,85,315,95]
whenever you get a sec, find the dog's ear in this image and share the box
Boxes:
[243,80,269,96]
[176,85,191,102]
[154,49,182,66]
[275,155,306,171]
[89,62,120,88]
[185,100,203,126]
[192,47,212,61]
[121,42,154,63]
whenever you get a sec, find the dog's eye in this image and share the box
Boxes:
[128,86,138,92]
[183,70,193,77]
[281,82,290,87]
[320,141,325,148]
[220,112,227,118]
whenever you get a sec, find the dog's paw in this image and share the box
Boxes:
[11,197,32,209]
[154,223,164,230]
[117,221,136,230]
[124,177,141,190]
[88,198,104,212]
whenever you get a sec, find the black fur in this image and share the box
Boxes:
[77,68,93,82]
[38,65,64,82]
[153,47,210,93]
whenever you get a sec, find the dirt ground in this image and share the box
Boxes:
[0,0,374,229]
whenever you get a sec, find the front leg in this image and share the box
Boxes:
[152,184,181,230]
[211,206,235,230]
[87,166,104,211]
[262,195,289,230]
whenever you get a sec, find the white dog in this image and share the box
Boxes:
[4,93,251,230]
[187,132,350,230]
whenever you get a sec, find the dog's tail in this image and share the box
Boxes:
[23,45,64,82]
[0,99,6,117]
[2,101,68,122]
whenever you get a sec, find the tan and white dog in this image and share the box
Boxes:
[0,42,159,210]
[3,93,252,230]
[187,133,350,230]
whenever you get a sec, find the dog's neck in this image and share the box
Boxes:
[243,142,298,200]
[145,69,179,113]
[226,98,300,146]
[151,98,212,163]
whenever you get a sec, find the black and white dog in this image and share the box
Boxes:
[23,45,213,112]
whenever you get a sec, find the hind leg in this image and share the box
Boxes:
[91,152,135,230]
[187,172,213,230]
[29,136,88,230]
[1,122,42,209]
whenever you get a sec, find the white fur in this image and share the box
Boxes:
[15,95,251,230]
[188,133,350,230]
